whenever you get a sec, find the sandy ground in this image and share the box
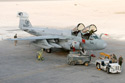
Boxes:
[0,0,125,83]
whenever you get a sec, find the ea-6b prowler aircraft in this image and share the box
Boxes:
[8,12,107,53]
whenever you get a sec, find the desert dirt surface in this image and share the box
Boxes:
[0,0,125,83]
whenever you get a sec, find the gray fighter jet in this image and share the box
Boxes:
[8,12,107,53]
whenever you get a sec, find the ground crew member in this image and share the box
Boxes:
[14,34,17,46]
[84,29,94,39]
[37,49,44,61]
[112,54,117,63]
[118,56,123,66]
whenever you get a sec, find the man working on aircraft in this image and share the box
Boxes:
[14,34,17,46]
[112,54,117,63]
[110,54,117,63]
[83,29,94,39]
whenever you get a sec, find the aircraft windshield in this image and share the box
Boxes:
[93,35,98,39]
[90,34,99,39]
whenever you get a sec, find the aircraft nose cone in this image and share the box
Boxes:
[97,40,107,50]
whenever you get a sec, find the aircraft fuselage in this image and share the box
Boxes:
[24,27,107,50]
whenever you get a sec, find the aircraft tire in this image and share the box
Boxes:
[46,49,51,53]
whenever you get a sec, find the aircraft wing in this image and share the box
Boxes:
[7,35,70,41]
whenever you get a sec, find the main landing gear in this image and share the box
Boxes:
[45,49,51,53]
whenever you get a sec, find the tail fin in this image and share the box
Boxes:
[17,12,32,30]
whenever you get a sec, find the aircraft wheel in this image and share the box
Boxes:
[96,63,100,69]
[46,49,51,53]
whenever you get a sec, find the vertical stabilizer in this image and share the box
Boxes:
[18,12,32,30]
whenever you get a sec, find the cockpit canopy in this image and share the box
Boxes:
[77,23,85,31]
[72,23,98,38]
[72,23,85,36]
[82,24,97,33]
[72,23,97,33]
[88,24,97,32]
[81,24,98,39]
[72,23,85,32]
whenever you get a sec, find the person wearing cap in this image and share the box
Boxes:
[14,34,17,46]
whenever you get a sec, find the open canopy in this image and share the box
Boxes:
[81,24,97,33]
[89,24,97,32]
[77,23,85,31]
[72,23,85,32]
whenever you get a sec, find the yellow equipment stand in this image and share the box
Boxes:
[99,52,118,63]
[99,52,111,59]
[36,49,44,61]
